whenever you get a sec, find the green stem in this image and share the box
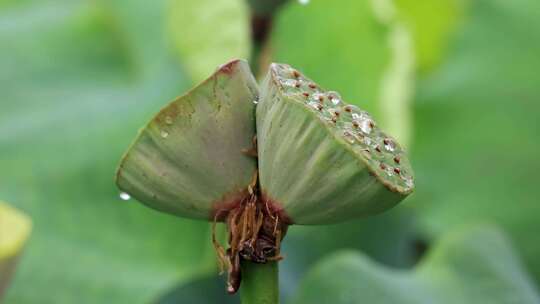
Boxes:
[240,261,279,304]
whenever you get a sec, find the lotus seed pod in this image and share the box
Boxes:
[0,202,31,298]
[256,63,414,225]
[115,59,259,220]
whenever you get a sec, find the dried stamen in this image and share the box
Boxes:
[212,171,287,294]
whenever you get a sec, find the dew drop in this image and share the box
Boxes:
[404,176,414,188]
[363,136,372,146]
[282,79,298,88]
[359,118,373,134]
[119,192,131,201]
[160,130,169,138]
[298,0,310,5]
[327,108,340,118]
[253,99,259,104]
[308,101,323,111]
[343,105,359,113]
[312,92,325,102]
[383,138,395,152]
[326,91,342,106]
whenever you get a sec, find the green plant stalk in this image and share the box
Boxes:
[240,261,279,304]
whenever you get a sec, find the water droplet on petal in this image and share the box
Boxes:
[119,192,131,201]
[161,130,169,138]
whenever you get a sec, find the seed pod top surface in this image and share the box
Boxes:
[256,63,414,225]
[115,59,258,220]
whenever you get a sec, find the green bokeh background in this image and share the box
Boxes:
[1,0,539,303]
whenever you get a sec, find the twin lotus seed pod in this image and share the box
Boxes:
[115,59,414,293]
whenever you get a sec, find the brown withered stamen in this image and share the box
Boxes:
[212,170,288,294]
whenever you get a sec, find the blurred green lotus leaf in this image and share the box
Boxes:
[395,0,466,72]
[293,226,540,304]
[167,0,251,83]
[410,0,540,286]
